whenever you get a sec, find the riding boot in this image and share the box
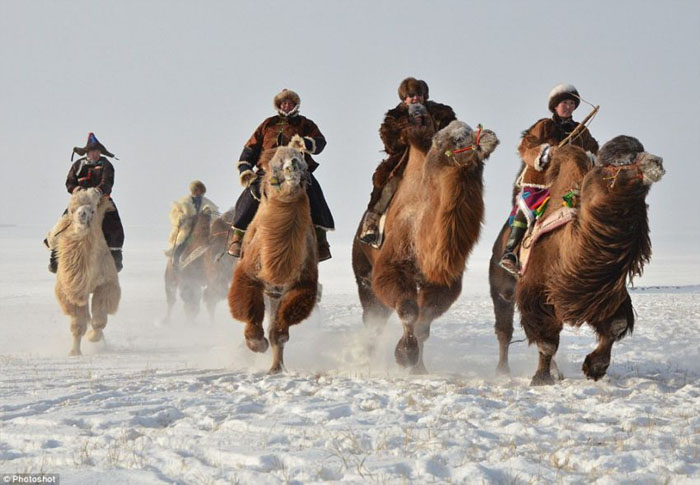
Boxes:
[359,176,400,245]
[111,249,123,273]
[227,229,245,258]
[358,210,381,244]
[48,249,58,274]
[316,227,331,262]
[498,224,527,276]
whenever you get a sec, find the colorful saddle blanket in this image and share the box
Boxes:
[518,206,578,276]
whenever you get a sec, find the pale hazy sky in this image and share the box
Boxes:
[1,0,698,253]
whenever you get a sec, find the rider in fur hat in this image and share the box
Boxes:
[358,77,457,244]
[498,83,599,275]
[48,133,124,273]
[228,89,335,261]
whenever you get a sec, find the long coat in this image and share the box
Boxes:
[65,156,124,249]
[237,114,326,173]
[234,114,334,231]
[517,115,599,187]
[373,100,456,189]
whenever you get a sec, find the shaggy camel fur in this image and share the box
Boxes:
[489,137,664,385]
[54,189,121,355]
[228,137,318,374]
[353,119,499,373]
[165,208,234,321]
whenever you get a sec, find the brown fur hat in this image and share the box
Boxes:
[189,180,206,195]
[72,132,115,159]
[398,77,429,101]
[273,89,301,116]
[548,84,580,113]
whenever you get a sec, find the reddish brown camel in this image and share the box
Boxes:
[489,136,665,384]
[228,138,318,374]
[353,119,499,373]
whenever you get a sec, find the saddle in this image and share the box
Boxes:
[518,206,577,276]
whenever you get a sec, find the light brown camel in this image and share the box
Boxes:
[164,208,234,321]
[54,189,121,355]
[489,136,664,385]
[353,119,499,373]
[228,137,318,374]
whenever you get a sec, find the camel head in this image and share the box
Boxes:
[432,120,499,168]
[67,188,102,235]
[595,135,665,188]
[263,138,309,199]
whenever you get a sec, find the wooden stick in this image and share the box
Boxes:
[558,105,600,147]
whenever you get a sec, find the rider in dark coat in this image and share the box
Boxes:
[48,133,124,273]
[228,89,335,261]
[358,77,456,244]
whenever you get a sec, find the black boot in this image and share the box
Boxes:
[499,224,527,276]
[48,249,58,274]
[111,249,123,273]
[315,227,331,262]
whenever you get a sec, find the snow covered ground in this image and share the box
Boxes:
[1,225,699,484]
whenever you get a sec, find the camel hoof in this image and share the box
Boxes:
[410,362,428,375]
[394,334,419,368]
[496,362,511,376]
[86,329,103,342]
[268,364,285,375]
[69,349,82,357]
[582,354,609,381]
[530,372,555,386]
[246,337,269,353]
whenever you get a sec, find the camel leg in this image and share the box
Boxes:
[372,258,419,368]
[87,282,120,342]
[69,304,90,356]
[530,336,560,386]
[410,279,463,375]
[268,279,317,374]
[489,224,517,375]
[352,241,392,358]
[229,267,267,353]
[180,280,202,321]
[583,294,634,381]
[164,264,178,322]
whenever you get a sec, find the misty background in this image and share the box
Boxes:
[1,0,698,265]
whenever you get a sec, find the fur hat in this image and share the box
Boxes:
[398,77,429,101]
[548,84,580,113]
[273,89,300,117]
[72,132,115,159]
[189,180,206,195]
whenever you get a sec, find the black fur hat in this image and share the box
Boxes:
[72,132,115,159]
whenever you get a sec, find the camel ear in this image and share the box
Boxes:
[288,135,306,152]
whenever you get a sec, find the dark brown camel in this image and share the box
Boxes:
[489,136,665,384]
[353,119,499,373]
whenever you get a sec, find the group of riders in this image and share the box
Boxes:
[47,77,598,278]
